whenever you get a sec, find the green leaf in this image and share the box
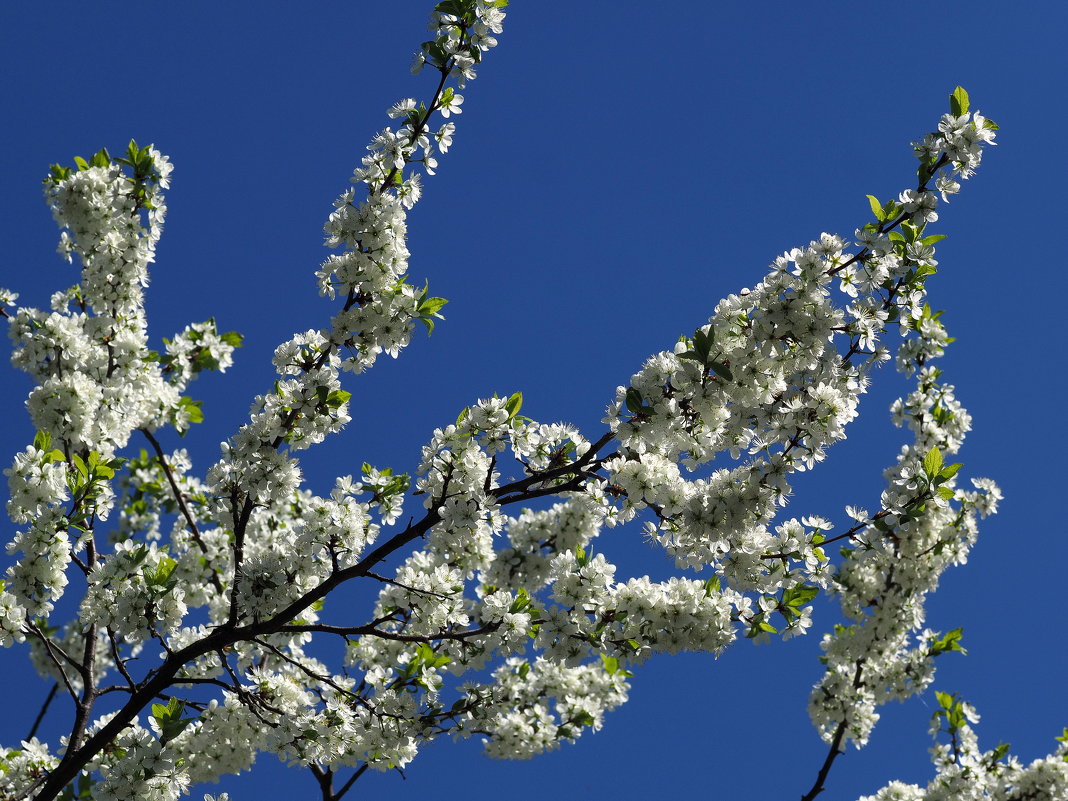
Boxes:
[325,389,351,409]
[418,296,448,316]
[152,697,184,723]
[160,717,194,745]
[989,742,1010,763]
[33,430,52,451]
[508,587,531,614]
[504,391,522,420]
[949,86,970,116]
[783,585,819,609]
[46,164,72,184]
[866,194,885,221]
[923,447,943,479]
[71,453,88,479]
[151,555,178,589]
[177,396,204,425]
[929,627,967,657]
[625,387,645,415]
[73,156,89,171]
[573,711,596,728]
[939,463,962,481]
[709,360,733,382]
[127,545,151,569]
[692,327,714,361]
[575,546,592,567]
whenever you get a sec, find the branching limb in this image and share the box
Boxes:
[140,428,225,594]
[106,626,138,691]
[24,623,80,703]
[278,621,501,643]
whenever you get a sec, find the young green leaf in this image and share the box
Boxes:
[867,194,885,221]
[929,627,967,656]
[504,391,522,420]
[950,86,970,116]
[923,447,944,479]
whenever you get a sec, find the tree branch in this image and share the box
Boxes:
[800,660,865,801]
[25,682,59,742]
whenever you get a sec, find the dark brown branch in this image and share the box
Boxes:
[491,432,615,503]
[24,624,80,704]
[310,763,333,801]
[30,425,618,798]
[364,570,455,601]
[279,621,501,643]
[63,621,99,754]
[800,720,849,801]
[26,682,59,742]
[106,627,138,691]
[800,660,864,801]
[333,764,369,801]
[827,152,951,278]
[140,429,225,593]
[251,637,360,700]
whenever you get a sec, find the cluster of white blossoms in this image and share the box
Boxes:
[80,540,188,643]
[459,656,630,759]
[2,142,241,634]
[90,727,189,801]
[13,149,177,454]
[2,5,1063,800]
[0,739,58,798]
[806,322,1000,750]
[859,694,1068,800]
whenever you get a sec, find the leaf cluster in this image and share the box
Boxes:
[677,326,733,382]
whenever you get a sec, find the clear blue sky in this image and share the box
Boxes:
[1,3,1065,799]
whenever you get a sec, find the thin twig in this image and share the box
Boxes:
[141,428,225,594]
[25,683,59,741]
[333,764,369,801]
[24,624,80,703]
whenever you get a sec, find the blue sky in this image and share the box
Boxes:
[1,2,1066,799]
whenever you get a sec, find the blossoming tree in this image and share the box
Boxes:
[1,3,1065,801]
